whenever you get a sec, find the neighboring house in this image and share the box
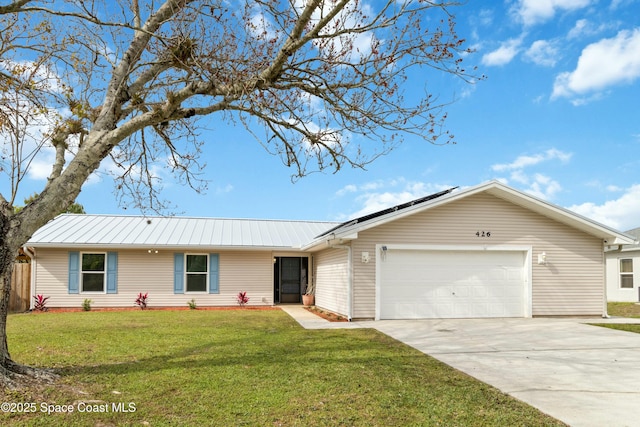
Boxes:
[26,180,634,319]
[605,227,640,303]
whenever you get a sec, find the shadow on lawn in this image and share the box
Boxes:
[57,327,413,380]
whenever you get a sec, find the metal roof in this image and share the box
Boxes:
[27,214,340,250]
[619,227,640,251]
[26,181,636,252]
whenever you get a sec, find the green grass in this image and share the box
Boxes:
[594,303,640,335]
[607,302,640,318]
[2,310,564,426]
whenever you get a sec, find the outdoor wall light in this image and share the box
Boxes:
[148,249,158,254]
[537,252,547,265]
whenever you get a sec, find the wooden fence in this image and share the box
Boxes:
[10,263,31,312]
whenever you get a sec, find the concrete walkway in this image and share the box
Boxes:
[281,306,640,427]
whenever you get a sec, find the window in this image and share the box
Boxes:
[620,259,634,289]
[82,253,106,292]
[186,254,208,292]
[173,253,218,294]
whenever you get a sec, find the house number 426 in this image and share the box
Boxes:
[475,231,491,237]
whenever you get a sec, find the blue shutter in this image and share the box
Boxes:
[174,253,184,294]
[209,253,219,294]
[68,251,80,294]
[106,252,118,294]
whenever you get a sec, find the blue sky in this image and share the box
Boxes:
[5,0,640,232]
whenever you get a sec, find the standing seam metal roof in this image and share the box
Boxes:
[27,215,340,249]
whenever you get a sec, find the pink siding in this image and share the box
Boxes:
[32,248,274,308]
[313,247,349,315]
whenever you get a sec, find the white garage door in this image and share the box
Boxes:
[378,249,526,319]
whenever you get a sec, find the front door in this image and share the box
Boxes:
[274,257,308,303]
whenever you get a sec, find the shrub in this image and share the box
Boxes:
[82,299,93,311]
[236,291,249,307]
[187,299,197,310]
[135,292,148,310]
[33,294,50,312]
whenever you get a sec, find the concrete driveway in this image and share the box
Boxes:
[281,306,640,426]
[371,317,640,427]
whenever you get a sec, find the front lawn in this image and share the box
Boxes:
[2,310,563,426]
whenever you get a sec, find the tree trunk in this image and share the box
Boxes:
[0,215,57,387]
[0,243,14,372]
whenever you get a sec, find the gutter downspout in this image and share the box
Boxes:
[602,255,609,319]
[22,246,36,311]
[601,241,620,319]
[330,244,352,322]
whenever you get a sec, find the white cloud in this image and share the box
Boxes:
[509,169,529,185]
[568,19,590,39]
[215,184,234,195]
[336,184,357,196]
[478,9,494,26]
[567,19,618,40]
[491,149,572,200]
[491,148,572,172]
[526,173,562,199]
[611,0,634,10]
[552,28,640,101]
[481,38,522,66]
[525,40,560,67]
[27,156,56,180]
[512,0,592,26]
[568,184,640,230]
[335,179,454,220]
[469,9,494,33]
[498,171,563,200]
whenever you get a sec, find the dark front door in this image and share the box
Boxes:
[274,257,308,303]
[279,257,301,303]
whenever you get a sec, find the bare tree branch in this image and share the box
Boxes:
[0,0,31,15]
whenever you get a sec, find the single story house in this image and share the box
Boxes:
[605,227,640,302]
[26,180,635,319]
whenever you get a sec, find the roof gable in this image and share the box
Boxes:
[303,180,635,249]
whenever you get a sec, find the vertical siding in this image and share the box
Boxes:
[33,248,274,308]
[10,263,31,312]
[314,247,349,315]
[605,252,640,302]
[350,193,604,319]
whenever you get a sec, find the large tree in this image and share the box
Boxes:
[0,0,476,384]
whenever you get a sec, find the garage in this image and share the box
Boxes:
[377,246,530,319]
